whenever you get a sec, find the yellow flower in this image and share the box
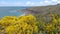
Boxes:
[0,14,38,34]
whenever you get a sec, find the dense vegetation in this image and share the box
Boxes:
[0,14,60,34]
[0,14,38,34]
[0,4,60,34]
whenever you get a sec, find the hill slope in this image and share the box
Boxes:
[21,4,60,22]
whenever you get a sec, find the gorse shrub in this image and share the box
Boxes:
[0,14,38,34]
[0,14,60,34]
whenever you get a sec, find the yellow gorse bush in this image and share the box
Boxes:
[0,14,38,34]
[0,14,60,34]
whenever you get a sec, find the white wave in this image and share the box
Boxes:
[20,13,26,16]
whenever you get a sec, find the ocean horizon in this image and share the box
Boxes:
[0,6,29,18]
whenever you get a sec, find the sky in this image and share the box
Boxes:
[0,0,60,6]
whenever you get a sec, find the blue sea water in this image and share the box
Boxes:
[0,6,28,18]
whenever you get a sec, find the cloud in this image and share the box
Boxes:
[44,0,49,3]
[25,1,35,6]
[39,0,60,6]
[50,0,60,4]
[0,1,35,6]
[0,0,60,6]
[24,0,60,6]
[0,1,22,6]
[51,0,58,2]
[57,1,60,3]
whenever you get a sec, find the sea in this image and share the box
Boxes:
[0,6,29,18]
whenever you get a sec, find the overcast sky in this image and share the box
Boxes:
[0,0,60,6]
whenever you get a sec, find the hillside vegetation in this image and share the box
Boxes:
[0,4,60,34]
[21,4,60,22]
[0,14,60,34]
